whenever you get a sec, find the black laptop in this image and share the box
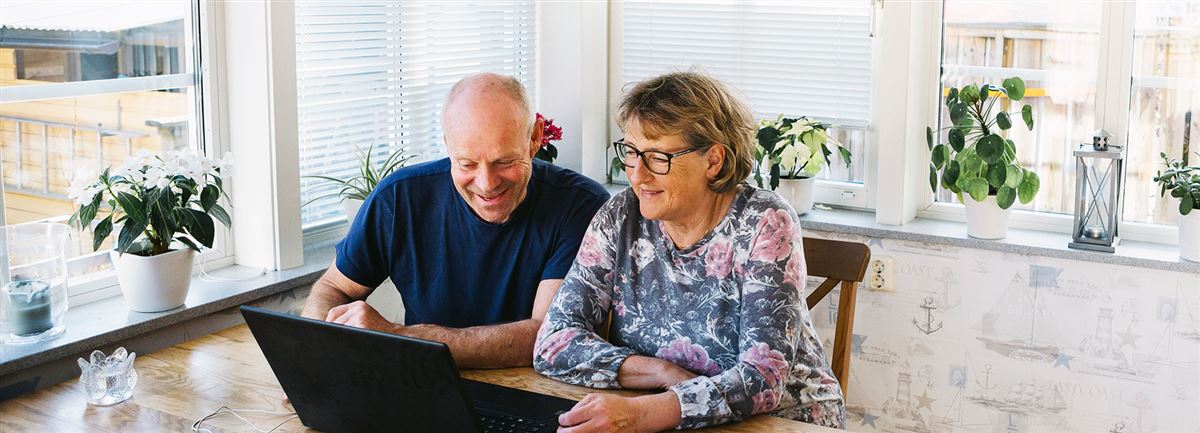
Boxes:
[240,306,577,433]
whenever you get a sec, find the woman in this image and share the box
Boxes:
[533,71,845,432]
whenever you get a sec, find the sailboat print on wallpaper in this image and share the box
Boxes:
[1176,293,1200,344]
[975,274,1063,363]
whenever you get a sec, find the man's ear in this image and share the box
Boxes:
[528,115,544,158]
[706,144,727,179]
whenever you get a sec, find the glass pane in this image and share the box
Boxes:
[1,87,194,223]
[1123,2,1200,225]
[1,1,199,288]
[818,128,866,183]
[0,1,191,85]
[937,2,1103,214]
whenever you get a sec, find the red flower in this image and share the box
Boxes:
[537,113,563,148]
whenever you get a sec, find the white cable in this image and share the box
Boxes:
[196,246,268,282]
[192,406,298,433]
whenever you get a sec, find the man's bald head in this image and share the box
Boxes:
[440,73,543,224]
[441,72,534,135]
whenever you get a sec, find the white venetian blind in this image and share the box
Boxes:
[621,0,872,129]
[295,1,536,230]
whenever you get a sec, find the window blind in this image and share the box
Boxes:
[295,1,536,230]
[621,1,872,129]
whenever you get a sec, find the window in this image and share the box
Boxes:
[1124,2,1199,226]
[0,1,206,300]
[935,1,1199,229]
[616,1,874,197]
[295,1,537,231]
[936,1,1103,214]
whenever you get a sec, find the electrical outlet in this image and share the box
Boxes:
[867,256,895,292]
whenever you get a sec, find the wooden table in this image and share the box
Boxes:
[0,324,843,432]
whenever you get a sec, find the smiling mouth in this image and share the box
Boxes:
[638,187,663,198]
[477,188,508,204]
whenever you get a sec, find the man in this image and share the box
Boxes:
[301,73,609,368]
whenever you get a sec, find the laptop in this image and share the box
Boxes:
[240,306,577,433]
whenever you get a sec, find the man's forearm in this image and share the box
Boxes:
[301,280,357,320]
[401,319,542,369]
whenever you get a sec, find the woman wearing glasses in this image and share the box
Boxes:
[533,71,844,432]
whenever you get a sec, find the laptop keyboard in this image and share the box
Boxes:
[478,413,548,432]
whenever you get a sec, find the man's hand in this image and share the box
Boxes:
[556,392,681,433]
[325,300,398,333]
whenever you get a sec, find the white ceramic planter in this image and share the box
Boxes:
[1180,210,1200,262]
[778,177,817,215]
[342,198,364,222]
[112,248,195,312]
[962,196,1011,240]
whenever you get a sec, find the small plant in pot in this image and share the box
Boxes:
[927,77,1042,239]
[67,150,230,312]
[752,115,851,215]
[303,143,415,221]
[1153,152,1200,262]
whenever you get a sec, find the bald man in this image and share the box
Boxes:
[301,73,609,368]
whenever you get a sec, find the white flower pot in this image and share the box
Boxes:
[778,177,817,215]
[112,248,195,312]
[1180,210,1200,262]
[342,198,364,222]
[962,196,1010,240]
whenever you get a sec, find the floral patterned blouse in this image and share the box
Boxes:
[533,185,845,429]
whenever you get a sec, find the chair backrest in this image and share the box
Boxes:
[802,236,871,399]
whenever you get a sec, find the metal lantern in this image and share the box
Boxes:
[1069,129,1124,253]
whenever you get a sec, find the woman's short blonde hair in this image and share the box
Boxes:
[617,71,755,193]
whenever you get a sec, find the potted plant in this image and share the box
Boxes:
[303,143,415,220]
[752,115,851,215]
[926,77,1041,239]
[1153,152,1200,261]
[534,112,563,164]
[67,150,230,312]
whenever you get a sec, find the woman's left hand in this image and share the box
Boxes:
[557,392,681,433]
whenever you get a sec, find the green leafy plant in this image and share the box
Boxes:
[607,140,628,184]
[303,143,415,207]
[753,115,851,190]
[67,150,231,256]
[1153,152,1200,215]
[927,77,1041,209]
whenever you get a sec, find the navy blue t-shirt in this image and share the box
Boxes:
[335,158,610,328]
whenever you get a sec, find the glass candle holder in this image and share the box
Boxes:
[1,222,72,344]
[78,347,138,406]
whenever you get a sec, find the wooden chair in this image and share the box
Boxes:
[802,236,871,398]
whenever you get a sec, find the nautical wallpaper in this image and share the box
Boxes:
[804,230,1200,433]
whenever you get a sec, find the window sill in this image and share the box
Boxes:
[799,207,1200,275]
[0,241,336,378]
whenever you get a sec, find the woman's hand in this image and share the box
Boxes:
[617,355,699,390]
[557,392,681,433]
[655,361,699,388]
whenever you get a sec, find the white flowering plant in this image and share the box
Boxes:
[67,150,232,256]
[752,115,851,190]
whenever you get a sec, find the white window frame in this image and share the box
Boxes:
[0,0,238,305]
[604,0,880,210]
[913,0,1179,245]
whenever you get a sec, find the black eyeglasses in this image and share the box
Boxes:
[612,139,700,175]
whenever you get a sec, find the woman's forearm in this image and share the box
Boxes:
[634,391,683,432]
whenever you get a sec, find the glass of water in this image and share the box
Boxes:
[1,222,72,344]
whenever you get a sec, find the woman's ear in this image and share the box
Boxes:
[705,144,726,179]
